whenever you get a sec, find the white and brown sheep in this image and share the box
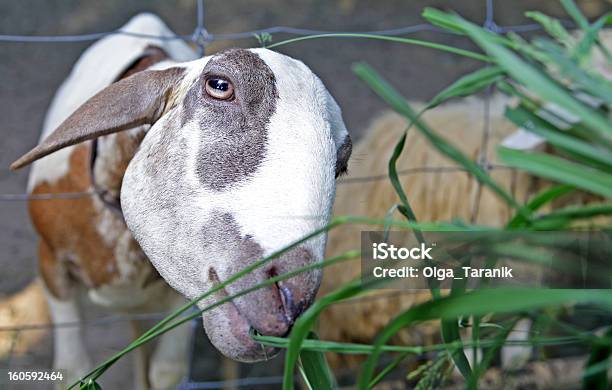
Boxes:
[8,12,352,389]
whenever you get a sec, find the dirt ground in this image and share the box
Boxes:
[0,0,610,389]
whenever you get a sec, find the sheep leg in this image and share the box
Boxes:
[221,357,239,390]
[39,241,92,389]
[45,292,92,389]
[129,319,151,390]
[501,318,533,369]
[459,317,533,373]
[148,289,191,390]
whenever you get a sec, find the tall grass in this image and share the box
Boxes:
[75,1,611,389]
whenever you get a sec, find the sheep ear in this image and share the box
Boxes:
[10,67,185,170]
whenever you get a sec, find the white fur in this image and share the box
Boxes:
[121,49,347,301]
[501,318,533,369]
[148,293,192,390]
[45,292,92,389]
[196,49,340,257]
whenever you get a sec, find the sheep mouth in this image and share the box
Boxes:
[206,268,280,361]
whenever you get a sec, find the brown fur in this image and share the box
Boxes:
[27,48,173,301]
[30,144,124,297]
[0,49,174,358]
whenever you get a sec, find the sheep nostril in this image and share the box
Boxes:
[268,265,308,327]
[278,283,298,325]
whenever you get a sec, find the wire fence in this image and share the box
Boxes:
[0,0,557,388]
[0,0,554,202]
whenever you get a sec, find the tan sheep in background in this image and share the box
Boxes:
[319,30,611,369]
[319,95,555,368]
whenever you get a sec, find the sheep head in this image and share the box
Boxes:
[11,48,352,362]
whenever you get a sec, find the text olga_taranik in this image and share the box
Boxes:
[369,242,514,283]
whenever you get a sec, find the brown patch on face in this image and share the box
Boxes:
[30,145,123,295]
[182,48,279,191]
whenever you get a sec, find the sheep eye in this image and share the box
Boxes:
[205,77,234,100]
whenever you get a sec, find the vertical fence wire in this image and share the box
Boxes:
[194,0,207,56]
[470,0,496,223]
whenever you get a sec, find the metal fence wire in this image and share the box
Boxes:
[0,0,557,202]
[0,0,555,388]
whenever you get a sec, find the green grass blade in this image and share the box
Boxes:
[421,7,467,34]
[79,379,103,390]
[496,80,612,148]
[298,332,336,390]
[440,277,472,380]
[525,11,574,48]
[456,12,612,140]
[357,289,612,389]
[576,12,612,62]
[387,131,441,294]
[504,106,612,168]
[561,0,589,30]
[588,13,612,62]
[471,315,481,377]
[534,203,612,222]
[297,364,314,390]
[266,33,491,63]
[498,146,612,198]
[388,132,427,246]
[352,62,524,215]
[368,352,411,388]
[428,66,505,108]
[467,318,519,389]
[441,317,472,380]
[254,332,597,355]
[282,278,380,390]
[507,185,575,228]
[391,130,465,381]
[533,39,612,105]
[582,327,612,390]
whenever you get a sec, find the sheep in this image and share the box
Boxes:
[319,95,567,369]
[9,12,352,389]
